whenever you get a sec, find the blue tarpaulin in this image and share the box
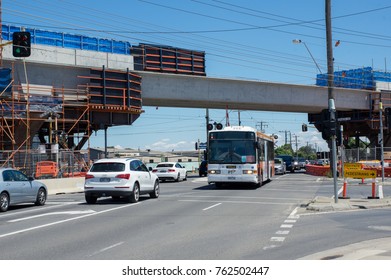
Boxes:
[0,68,12,93]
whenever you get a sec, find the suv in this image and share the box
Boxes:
[84,158,160,204]
[277,155,300,173]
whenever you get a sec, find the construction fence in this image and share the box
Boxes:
[0,148,89,179]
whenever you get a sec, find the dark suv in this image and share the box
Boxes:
[277,155,300,173]
[199,160,208,177]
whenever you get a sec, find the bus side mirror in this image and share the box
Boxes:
[255,142,261,149]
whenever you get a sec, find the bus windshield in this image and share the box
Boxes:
[209,139,256,164]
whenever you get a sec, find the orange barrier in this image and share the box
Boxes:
[35,161,58,179]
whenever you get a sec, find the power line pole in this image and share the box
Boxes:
[326,0,338,203]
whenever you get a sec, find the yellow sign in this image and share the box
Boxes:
[344,169,376,178]
[344,163,362,170]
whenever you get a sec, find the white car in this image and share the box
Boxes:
[84,158,160,204]
[152,162,187,182]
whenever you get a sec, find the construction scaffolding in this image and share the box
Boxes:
[0,64,143,178]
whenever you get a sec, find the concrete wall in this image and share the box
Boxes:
[3,42,133,70]
[38,177,85,195]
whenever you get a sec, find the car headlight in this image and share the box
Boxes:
[208,170,221,174]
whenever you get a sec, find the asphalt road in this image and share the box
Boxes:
[1,171,391,260]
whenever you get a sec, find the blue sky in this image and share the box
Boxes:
[4,0,391,152]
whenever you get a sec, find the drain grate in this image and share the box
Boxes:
[321,254,344,260]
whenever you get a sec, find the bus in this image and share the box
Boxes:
[207,126,275,187]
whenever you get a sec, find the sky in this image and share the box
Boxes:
[3,0,391,152]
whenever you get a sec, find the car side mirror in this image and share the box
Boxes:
[28,176,34,181]
[148,167,153,171]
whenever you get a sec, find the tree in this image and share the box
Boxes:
[297,145,317,160]
[275,144,293,156]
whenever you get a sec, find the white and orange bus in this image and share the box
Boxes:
[207,126,274,187]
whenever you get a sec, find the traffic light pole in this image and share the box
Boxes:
[326,0,338,203]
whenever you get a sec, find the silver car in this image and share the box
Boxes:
[274,158,286,175]
[84,158,160,204]
[0,168,48,212]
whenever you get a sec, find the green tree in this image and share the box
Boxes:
[275,144,294,156]
[297,145,317,160]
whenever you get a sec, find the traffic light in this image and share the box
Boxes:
[12,31,31,57]
[302,124,308,132]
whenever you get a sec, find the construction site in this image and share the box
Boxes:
[0,24,206,178]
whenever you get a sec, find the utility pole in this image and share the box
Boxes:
[257,122,268,133]
[326,0,338,203]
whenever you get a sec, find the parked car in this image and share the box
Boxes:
[274,157,286,175]
[152,162,187,182]
[277,155,300,173]
[84,158,160,204]
[298,158,307,169]
[0,168,48,212]
[199,160,208,177]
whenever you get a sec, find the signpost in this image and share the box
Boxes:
[341,166,378,199]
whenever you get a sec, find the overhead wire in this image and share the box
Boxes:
[4,1,391,92]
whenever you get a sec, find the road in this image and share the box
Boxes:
[1,171,391,260]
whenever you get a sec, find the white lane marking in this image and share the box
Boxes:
[368,225,391,231]
[270,237,285,242]
[0,203,78,219]
[284,219,297,223]
[0,203,140,239]
[173,194,303,201]
[8,210,96,223]
[276,230,290,235]
[179,199,294,205]
[280,224,293,228]
[288,207,300,219]
[203,203,222,211]
[264,207,300,250]
[88,242,124,257]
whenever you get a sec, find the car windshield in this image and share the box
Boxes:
[157,163,174,168]
[90,162,125,172]
[275,158,282,164]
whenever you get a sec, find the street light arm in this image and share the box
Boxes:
[302,42,323,74]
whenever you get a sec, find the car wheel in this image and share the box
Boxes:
[127,183,140,203]
[183,172,187,181]
[35,187,47,206]
[150,180,160,199]
[175,173,180,182]
[0,192,9,212]
[85,194,97,204]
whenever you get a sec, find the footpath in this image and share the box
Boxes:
[299,177,391,260]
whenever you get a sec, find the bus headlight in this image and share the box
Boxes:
[209,170,221,174]
[243,170,257,175]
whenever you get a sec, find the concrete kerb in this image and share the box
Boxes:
[304,195,391,212]
[36,177,85,195]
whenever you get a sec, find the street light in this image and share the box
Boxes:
[292,39,322,74]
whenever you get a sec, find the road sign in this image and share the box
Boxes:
[344,163,362,170]
[198,142,207,149]
[344,169,376,178]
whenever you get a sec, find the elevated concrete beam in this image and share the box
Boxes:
[138,72,372,113]
[2,41,133,70]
